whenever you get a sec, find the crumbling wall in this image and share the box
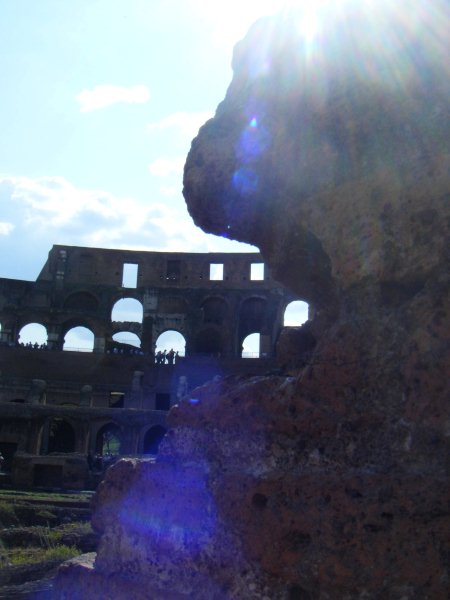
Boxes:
[53,2,449,598]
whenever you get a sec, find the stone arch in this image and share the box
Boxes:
[112,331,141,349]
[64,291,99,312]
[195,326,223,356]
[237,297,268,357]
[239,294,266,332]
[201,296,228,325]
[111,297,143,323]
[241,332,261,358]
[46,418,76,454]
[18,322,48,346]
[63,326,95,352]
[283,300,309,326]
[95,423,122,456]
[142,425,167,455]
[155,330,186,356]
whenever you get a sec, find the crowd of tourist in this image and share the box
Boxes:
[2,339,184,363]
[154,349,179,364]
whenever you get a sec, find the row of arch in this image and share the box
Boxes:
[63,294,309,327]
[12,300,309,356]
[16,324,260,357]
[47,419,166,456]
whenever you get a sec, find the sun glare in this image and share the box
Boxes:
[191,0,339,49]
[191,0,280,47]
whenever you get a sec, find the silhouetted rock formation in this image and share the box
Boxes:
[53,1,449,598]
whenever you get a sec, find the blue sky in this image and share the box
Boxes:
[0,0,284,281]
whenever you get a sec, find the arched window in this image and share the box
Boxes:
[143,425,167,455]
[241,332,260,358]
[239,297,266,336]
[112,332,141,348]
[63,326,94,352]
[18,323,48,346]
[111,298,143,323]
[96,423,122,456]
[47,418,75,453]
[284,300,309,326]
[155,330,186,357]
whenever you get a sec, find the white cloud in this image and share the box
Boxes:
[76,84,150,113]
[1,175,151,244]
[0,222,14,235]
[149,157,185,178]
[0,174,257,281]
[147,111,214,138]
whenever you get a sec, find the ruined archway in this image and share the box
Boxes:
[18,323,48,347]
[47,418,76,454]
[239,297,266,336]
[111,298,143,323]
[112,331,141,349]
[283,300,309,326]
[241,332,261,358]
[155,330,186,357]
[143,425,167,455]
[238,297,267,356]
[63,326,94,352]
[96,423,122,456]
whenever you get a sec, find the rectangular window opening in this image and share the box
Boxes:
[209,263,224,281]
[250,263,264,281]
[122,263,138,288]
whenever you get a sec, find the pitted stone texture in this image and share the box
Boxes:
[184,1,450,312]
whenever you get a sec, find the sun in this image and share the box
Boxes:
[190,0,337,49]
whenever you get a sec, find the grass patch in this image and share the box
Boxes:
[8,544,79,565]
[0,501,19,527]
[0,490,93,503]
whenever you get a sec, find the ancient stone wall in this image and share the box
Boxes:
[0,247,299,489]
[0,245,297,356]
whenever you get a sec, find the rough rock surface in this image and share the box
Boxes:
[54,1,449,599]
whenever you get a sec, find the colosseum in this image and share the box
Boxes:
[0,244,304,489]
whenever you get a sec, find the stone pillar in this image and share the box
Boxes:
[74,421,90,454]
[128,371,144,408]
[94,336,106,353]
[80,385,93,407]
[40,420,50,455]
[142,289,157,355]
[0,324,12,345]
[260,334,271,358]
[47,324,62,350]
[120,427,138,455]
[26,419,45,454]
[27,379,47,405]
